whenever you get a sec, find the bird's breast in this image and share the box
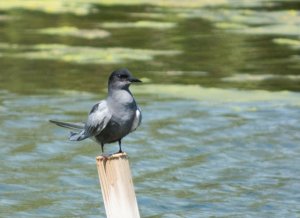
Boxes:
[98,112,134,143]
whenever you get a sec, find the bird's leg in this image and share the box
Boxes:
[101,143,104,153]
[100,143,109,160]
[118,139,123,153]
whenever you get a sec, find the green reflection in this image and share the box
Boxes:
[102,21,176,29]
[4,43,180,64]
[36,26,111,39]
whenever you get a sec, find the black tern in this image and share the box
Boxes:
[50,68,142,153]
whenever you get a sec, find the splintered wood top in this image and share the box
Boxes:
[96,152,128,161]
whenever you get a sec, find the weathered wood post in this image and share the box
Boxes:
[96,152,140,218]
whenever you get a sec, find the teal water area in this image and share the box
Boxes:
[0,1,300,217]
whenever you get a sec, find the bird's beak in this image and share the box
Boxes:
[129,77,142,83]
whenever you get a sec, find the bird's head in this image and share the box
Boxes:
[108,68,142,90]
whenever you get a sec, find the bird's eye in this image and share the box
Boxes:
[118,74,128,79]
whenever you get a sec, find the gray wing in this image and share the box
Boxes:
[83,100,112,137]
[130,107,142,132]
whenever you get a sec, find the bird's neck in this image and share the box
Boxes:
[107,88,134,106]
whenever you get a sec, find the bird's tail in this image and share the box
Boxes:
[49,120,84,130]
[69,131,88,141]
[50,120,88,141]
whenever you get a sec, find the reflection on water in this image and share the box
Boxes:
[0,0,300,217]
[2,43,180,64]
[1,1,300,93]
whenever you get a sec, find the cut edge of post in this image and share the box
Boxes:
[96,152,128,162]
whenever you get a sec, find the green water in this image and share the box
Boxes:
[0,1,300,217]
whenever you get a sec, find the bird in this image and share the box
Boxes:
[49,68,142,153]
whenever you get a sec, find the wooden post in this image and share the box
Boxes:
[96,152,140,218]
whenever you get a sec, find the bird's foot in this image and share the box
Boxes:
[111,149,124,155]
[101,155,109,161]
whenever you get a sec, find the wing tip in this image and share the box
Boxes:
[69,131,87,141]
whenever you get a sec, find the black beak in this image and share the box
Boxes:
[129,77,142,83]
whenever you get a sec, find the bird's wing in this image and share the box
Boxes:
[83,100,112,137]
[130,107,142,132]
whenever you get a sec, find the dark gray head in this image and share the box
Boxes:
[108,68,141,90]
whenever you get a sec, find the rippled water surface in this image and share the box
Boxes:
[0,1,300,217]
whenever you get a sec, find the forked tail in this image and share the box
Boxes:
[50,120,88,141]
[49,120,84,130]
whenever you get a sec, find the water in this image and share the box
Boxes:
[0,1,300,217]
